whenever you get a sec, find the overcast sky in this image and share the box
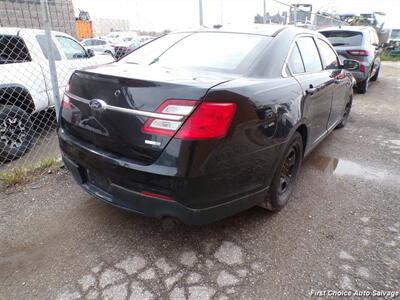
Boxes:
[72,0,400,31]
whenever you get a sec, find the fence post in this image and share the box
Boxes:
[40,0,61,120]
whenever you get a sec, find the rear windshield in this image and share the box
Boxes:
[0,35,31,64]
[320,31,363,47]
[120,32,271,74]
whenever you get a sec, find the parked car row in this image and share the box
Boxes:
[81,35,155,59]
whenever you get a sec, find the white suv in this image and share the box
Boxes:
[0,28,114,161]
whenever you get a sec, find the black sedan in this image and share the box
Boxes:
[59,25,357,224]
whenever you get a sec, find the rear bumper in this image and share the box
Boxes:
[59,129,268,225]
[62,154,267,225]
[349,70,368,83]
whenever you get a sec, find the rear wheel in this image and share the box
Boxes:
[0,105,34,162]
[356,78,368,94]
[336,99,352,129]
[370,66,380,82]
[264,132,303,212]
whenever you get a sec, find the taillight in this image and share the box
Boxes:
[175,102,236,140]
[142,100,236,140]
[347,49,369,56]
[142,99,200,137]
[61,94,71,109]
[61,82,72,109]
[359,64,366,73]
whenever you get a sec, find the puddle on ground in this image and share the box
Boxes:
[309,155,399,182]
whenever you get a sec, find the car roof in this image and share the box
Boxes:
[175,25,317,37]
[0,27,69,37]
[318,26,374,33]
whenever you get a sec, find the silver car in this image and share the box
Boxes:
[319,26,382,94]
[81,38,115,57]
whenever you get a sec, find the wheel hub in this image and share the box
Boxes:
[279,147,297,195]
[0,117,26,148]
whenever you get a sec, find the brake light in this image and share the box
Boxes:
[142,100,236,140]
[61,94,71,109]
[61,82,72,109]
[347,49,369,56]
[359,64,366,73]
[142,99,199,137]
[175,102,236,140]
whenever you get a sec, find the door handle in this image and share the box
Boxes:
[306,86,318,95]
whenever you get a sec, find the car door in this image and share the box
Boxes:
[370,30,381,76]
[315,38,348,129]
[290,36,334,145]
[53,35,91,95]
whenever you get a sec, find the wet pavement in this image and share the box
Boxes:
[1,62,399,300]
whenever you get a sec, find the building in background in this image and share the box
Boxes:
[92,18,130,37]
[0,0,76,36]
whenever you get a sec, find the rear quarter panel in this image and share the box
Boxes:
[171,77,304,207]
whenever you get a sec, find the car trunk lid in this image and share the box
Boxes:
[60,63,233,165]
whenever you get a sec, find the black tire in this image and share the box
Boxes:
[356,78,368,94]
[264,132,303,212]
[336,98,352,129]
[357,78,369,94]
[0,105,34,162]
[370,66,380,82]
[105,50,114,58]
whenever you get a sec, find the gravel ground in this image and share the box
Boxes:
[1,62,399,300]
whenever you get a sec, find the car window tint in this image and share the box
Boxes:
[320,31,363,47]
[316,39,339,70]
[156,33,270,73]
[296,37,322,73]
[36,35,61,60]
[56,36,87,59]
[288,43,305,74]
[121,32,271,74]
[0,35,32,64]
[99,40,106,45]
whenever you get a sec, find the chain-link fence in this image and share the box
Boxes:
[0,0,118,172]
[0,0,353,172]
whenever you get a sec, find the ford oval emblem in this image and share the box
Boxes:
[89,99,107,112]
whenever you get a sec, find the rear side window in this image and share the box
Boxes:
[0,35,31,64]
[36,35,61,61]
[296,37,322,73]
[288,43,305,74]
[320,30,363,47]
[316,39,339,70]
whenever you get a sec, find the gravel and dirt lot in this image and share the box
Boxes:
[1,62,399,300]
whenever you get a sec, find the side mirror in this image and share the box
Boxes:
[87,49,95,58]
[342,59,360,71]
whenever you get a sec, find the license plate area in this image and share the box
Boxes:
[88,169,110,192]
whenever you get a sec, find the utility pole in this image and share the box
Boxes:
[199,0,204,26]
[263,0,267,24]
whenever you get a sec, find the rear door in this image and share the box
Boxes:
[315,38,347,129]
[290,36,334,145]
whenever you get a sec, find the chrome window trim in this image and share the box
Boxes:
[281,34,324,78]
